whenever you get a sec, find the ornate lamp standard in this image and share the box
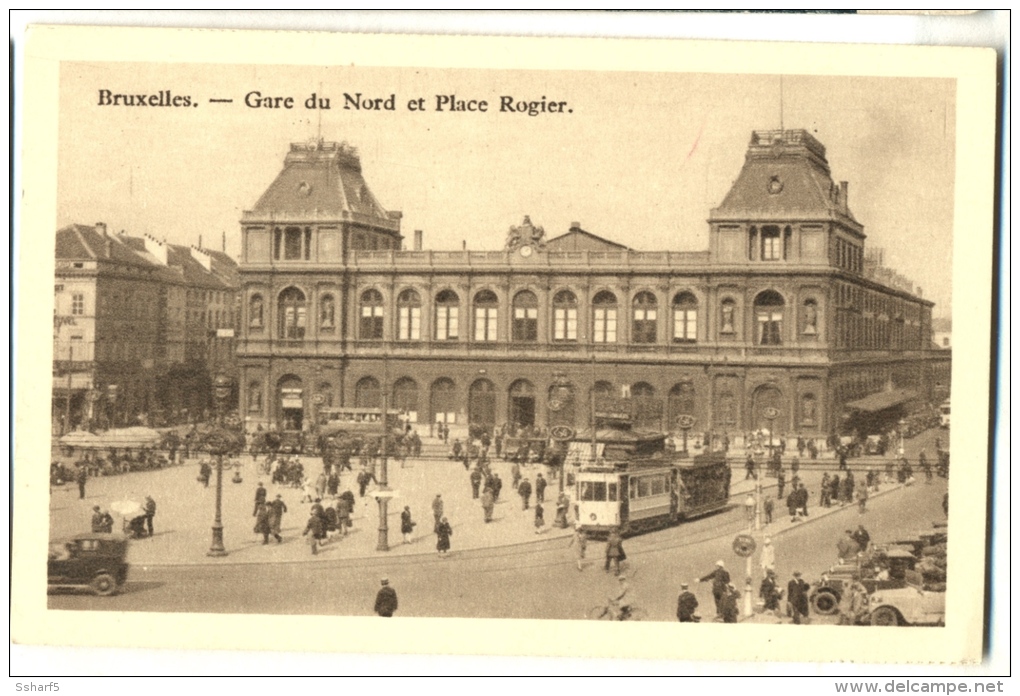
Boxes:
[204,372,238,558]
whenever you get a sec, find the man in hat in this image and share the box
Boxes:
[721,583,740,623]
[253,481,267,517]
[787,570,810,624]
[374,577,398,617]
[610,574,634,620]
[143,495,157,537]
[91,505,113,533]
[699,560,731,617]
[268,493,287,543]
[676,582,699,622]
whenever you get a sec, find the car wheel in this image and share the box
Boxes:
[812,591,840,615]
[870,607,899,626]
[90,573,117,597]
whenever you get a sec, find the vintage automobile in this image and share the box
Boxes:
[868,570,946,626]
[47,533,129,596]
[810,545,919,615]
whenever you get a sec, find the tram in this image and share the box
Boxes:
[316,407,403,437]
[573,425,731,537]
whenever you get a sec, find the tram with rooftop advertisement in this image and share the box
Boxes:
[571,424,731,537]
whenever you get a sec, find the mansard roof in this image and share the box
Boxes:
[247,139,399,231]
[711,129,861,231]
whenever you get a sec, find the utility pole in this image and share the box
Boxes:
[376,359,391,552]
[64,343,73,434]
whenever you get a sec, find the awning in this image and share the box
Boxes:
[844,388,917,413]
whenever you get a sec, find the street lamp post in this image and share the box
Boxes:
[206,372,233,558]
[375,364,391,552]
[897,418,907,456]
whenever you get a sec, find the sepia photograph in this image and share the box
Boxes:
[12,21,1000,673]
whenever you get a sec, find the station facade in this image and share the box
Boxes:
[236,131,950,440]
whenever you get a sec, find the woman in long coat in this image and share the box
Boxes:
[400,506,416,544]
[254,503,272,544]
[435,517,453,556]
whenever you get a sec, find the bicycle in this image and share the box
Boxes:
[586,601,646,621]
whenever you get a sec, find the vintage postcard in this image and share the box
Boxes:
[13,25,998,669]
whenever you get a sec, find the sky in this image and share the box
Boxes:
[57,64,955,316]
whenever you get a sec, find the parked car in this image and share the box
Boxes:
[47,533,129,596]
[810,545,919,615]
[868,570,946,626]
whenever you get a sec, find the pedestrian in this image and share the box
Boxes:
[787,571,810,624]
[568,522,587,570]
[942,492,949,517]
[745,454,756,480]
[851,524,871,552]
[676,582,700,622]
[830,473,841,504]
[535,473,547,503]
[481,487,495,523]
[744,493,756,526]
[75,465,88,499]
[856,483,869,514]
[760,536,776,574]
[431,494,444,531]
[776,468,785,500]
[760,569,782,616]
[554,491,570,528]
[327,470,340,497]
[699,560,731,617]
[374,578,398,617]
[400,505,416,544]
[518,477,532,510]
[253,481,267,517]
[302,508,326,555]
[721,584,740,623]
[511,462,522,491]
[492,473,503,502]
[786,488,798,522]
[143,495,157,537]
[797,482,810,518]
[820,473,831,508]
[315,471,327,500]
[763,497,774,525]
[254,502,272,544]
[268,493,287,543]
[533,502,545,534]
[91,505,113,533]
[436,516,453,556]
[837,529,860,561]
[469,467,482,499]
[604,527,626,575]
[336,495,352,536]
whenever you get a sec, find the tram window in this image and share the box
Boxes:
[637,478,651,498]
[607,483,618,502]
[651,476,665,496]
[580,482,594,501]
[593,482,607,501]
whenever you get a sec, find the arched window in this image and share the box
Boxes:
[355,376,381,409]
[473,290,498,342]
[392,377,419,416]
[592,291,618,344]
[632,291,658,344]
[632,382,660,430]
[802,298,818,335]
[512,290,538,342]
[360,289,384,340]
[720,298,736,335]
[397,289,421,341]
[319,294,336,331]
[430,378,457,424]
[672,292,697,343]
[278,287,306,339]
[553,290,578,342]
[248,294,264,331]
[754,290,785,345]
[434,290,459,340]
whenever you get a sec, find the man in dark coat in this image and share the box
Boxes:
[469,468,482,499]
[91,505,114,533]
[268,494,287,543]
[75,465,88,499]
[851,524,871,552]
[374,578,398,617]
[253,482,267,516]
[721,584,740,623]
[254,503,272,544]
[676,583,699,622]
[534,473,547,503]
[776,467,785,500]
[492,473,503,501]
[143,495,157,537]
[303,510,326,554]
[760,569,782,615]
[699,560,731,616]
[604,528,625,575]
[518,477,532,510]
[787,571,810,624]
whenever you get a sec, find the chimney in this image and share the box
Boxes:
[462,240,467,251]
[413,230,423,251]
[840,181,849,210]
[222,231,226,252]
[570,221,581,231]
[96,222,107,237]
[198,234,203,249]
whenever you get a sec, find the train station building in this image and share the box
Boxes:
[235,130,950,443]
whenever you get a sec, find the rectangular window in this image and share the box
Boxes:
[436,306,459,340]
[650,476,666,496]
[71,293,85,316]
[553,308,577,341]
[360,305,383,340]
[757,311,783,345]
[633,308,657,343]
[607,482,618,502]
[474,308,497,341]
[513,307,538,342]
[284,228,302,260]
[398,306,421,340]
[594,308,617,343]
[673,308,697,342]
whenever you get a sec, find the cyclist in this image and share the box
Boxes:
[609,574,635,620]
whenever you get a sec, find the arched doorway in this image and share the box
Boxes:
[632,382,660,431]
[751,384,786,433]
[277,375,304,431]
[667,382,696,430]
[392,377,419,422]
[469,378,497,429]
[429,378,457,425]
[355,376,381,409]
[508,379,536,429]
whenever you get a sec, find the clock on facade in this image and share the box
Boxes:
[767,176,783,194]
[519,245,533,257]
